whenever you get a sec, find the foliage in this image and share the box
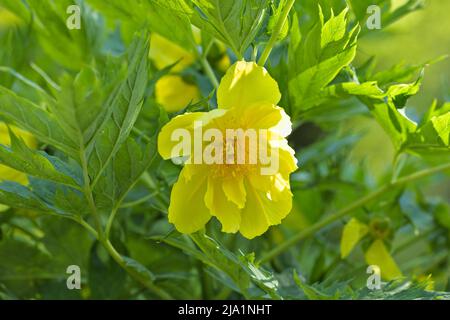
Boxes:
[0,0,448,300]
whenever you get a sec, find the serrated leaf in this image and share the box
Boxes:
[0,181,51,212]
[87,35,149,187]
[293,271,336,300]
[163,0,269,57]
[93,135,158,211]
[0,129,82,188]
[404,102,450,154]
[0,87,78,157]
[387,71,423,108]
[25,0,105,69]
[288,7,360,116]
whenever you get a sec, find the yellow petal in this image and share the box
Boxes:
[168,165,211,234]
[157,110,226,160]
[248,173,291,202]
[155,75,200,113]
[149,33,195,71]
[365,240,403,281]
[268,106,292,137]
[205,176,241,233]
[271,141,298,175]
[217,61,281,109]
[222,175,246,209]
[340,218,369,258]
[239,178,292,239]
[158,112,202,160]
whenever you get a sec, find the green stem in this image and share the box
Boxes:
[120,191,159,208]
[258,0,296,66]
[102,239,174,300]
[105,207,118,239]
[259,162,450,264]
[201,57,219,89]
[70,216,99,239]
[79,147,104,240]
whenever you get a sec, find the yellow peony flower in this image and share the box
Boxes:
[0,123,36,185]
[149,33,196,72]
[155,75,200,113]
[158,61,298,239]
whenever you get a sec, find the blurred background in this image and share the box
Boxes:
[357,0,450,111]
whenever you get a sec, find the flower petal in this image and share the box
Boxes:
[157,109,226,160]
[155,75,200,113]
[217,61,281,109]
[205,176,241,233]
[222,175,246,209]
[365,240,403,281]
[239,178,292,239]
[149,33,195,71]
[168,165,211,234]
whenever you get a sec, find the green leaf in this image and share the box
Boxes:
[300,81,385,111]
[0,181,53,213]
[93,135,158,211]
[386,70,423,108]
[28,178,89,217]
[404,101,450,154]
[0,129,82,188]
[157,232,280,298]
[87,35,150,187]
[164,0,269,57]
[89,0,195,50]
[51,67,109,148]
[360,97,416,150]
[0,179,87,218]
[0,86,78,157]
[89,242,127,299]
[25,0,105,69]
[288,7,360,117]
[434,203,450,230]
[122,256,156,284]
[293,271,337,300]
[189,232,280,299]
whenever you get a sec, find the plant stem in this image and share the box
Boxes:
[79,147,104,240]
[201,57,219,89]
[259,162,450,264]
[102,239,174,300]
[258,0,296,66]
[120,191,159,208]
[70,216,99,239]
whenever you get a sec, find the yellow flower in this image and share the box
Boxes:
[0,123,36,185]
[155,75,200,113]
[158,61,298,239]
[365,239,403,281]
[149,33,195,72]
